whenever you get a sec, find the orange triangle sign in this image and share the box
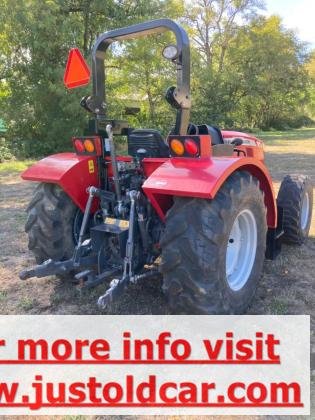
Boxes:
[64,48,91,89]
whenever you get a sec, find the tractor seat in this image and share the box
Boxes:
[128,129,169,158]
[197,124,224,145]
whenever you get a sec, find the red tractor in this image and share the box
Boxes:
[20,19,313,314]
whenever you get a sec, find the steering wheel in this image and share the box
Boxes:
[187,123,199,135]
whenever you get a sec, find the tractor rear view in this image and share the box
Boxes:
[19,19,313,314]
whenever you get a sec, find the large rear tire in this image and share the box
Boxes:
[277,175,313,244]
[160,171,267,314]
[25,183,81,264]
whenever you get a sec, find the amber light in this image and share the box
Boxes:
[84,139,95,153]
[185,138,199,156]
[170,139,185,156]
[74,139,85,153]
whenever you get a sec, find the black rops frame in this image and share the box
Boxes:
[91,18,191,136]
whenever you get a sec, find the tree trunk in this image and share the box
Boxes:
[218,44,227,72]
[83,0,92,55]
[144,67,155,123]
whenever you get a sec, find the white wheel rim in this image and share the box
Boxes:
[300,192,310,230]
[226,209,257,291]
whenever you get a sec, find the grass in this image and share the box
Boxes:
[269,298,288,314]
[18,296,36,311]
[0,159,35,174]
[258,126,315,142]
[258,127,315,154]
[0,290,7,302]
[257,128,315,233]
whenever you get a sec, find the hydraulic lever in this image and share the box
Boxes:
[106,124,123,215]
[78,186,99,247]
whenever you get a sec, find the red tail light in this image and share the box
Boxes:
[74,139,85,153]
[184,138,199,156]
[72,136,102,156]
[168,135,203,158]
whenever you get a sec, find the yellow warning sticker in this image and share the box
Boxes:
[119,220,129,229]
[88,160,94,173]
[105,217,116,225]
[104,217,129,229]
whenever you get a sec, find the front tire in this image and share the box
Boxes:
[160,171,267,314]
[25,183,80,264]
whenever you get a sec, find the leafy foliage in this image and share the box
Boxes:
[0,138,13,162]
[0,0,313,159]
[305,51,315,119]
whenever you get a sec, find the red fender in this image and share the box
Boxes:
[21,153,99,212]
[142,157,277,227]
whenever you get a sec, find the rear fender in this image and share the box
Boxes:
[21,153,100,212]
[142,157,277,227]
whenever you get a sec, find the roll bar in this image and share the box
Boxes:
[91,19,191,135]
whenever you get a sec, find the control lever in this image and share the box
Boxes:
[77,186,99,248]
[106,124,123,215]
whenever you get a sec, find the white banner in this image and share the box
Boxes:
[0,315,310,415]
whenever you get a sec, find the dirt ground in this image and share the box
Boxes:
[0,127,314,419]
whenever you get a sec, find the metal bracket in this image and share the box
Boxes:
[97,189,139,309]
[19,253,97,281]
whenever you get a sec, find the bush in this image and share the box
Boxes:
[263,114,314,131]
[0,138,13,162]
[289,115,314,128]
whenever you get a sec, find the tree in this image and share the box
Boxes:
[305,50,315,119]
[105,1,184,134]
[106,35,180,134]
[226,16,310,128]
[0,0,183,157]
[0,0,313,160]
[183,0,265,69]
[0,0,88,156]
[193,15,311,129]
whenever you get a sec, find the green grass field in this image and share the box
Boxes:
[0,159,35,173]
[258,126,315,142]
